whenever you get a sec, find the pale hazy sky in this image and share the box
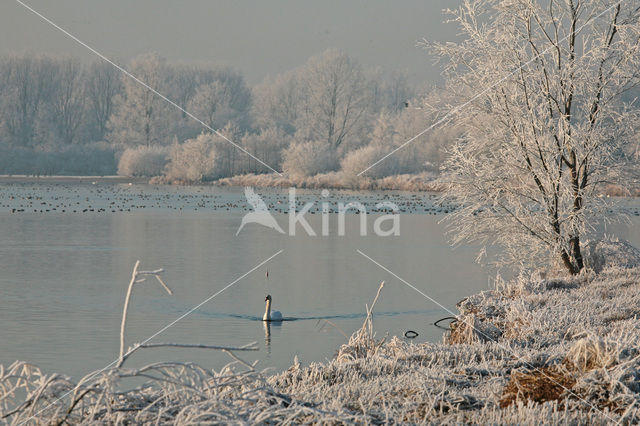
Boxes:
[1,0,461,85]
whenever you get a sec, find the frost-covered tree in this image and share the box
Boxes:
[435,0,640,274]
[392,98,463,173]
[186,67,251,131]
[252,70,302,134]
[295,49,370,150]
[107,53,177,147]
[341,104,460,178]
[188,81,234,129]
[168,65,201,120]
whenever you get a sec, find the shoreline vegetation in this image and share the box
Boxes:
[2,173,639,197]
[154,171,442,192]
[2,247,639,424]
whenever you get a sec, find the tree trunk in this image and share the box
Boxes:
[560,236,583,275]
[560,249,579,275]
[570,235,584,272]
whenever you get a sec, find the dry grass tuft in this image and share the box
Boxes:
[447,314,502,344]
[499,366,576,408]
[336,281,386,363]
[563,336,619,373]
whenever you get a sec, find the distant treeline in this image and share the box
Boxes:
[0,50,463,180]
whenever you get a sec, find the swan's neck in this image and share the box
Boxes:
[263,299,271,321]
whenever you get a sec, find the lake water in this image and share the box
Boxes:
[1,180,639,380]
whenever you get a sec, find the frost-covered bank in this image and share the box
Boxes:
[149,171,442,192]
[268,267,640,424]
[2,267,639,424]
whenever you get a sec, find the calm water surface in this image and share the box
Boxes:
[1,181,638,379]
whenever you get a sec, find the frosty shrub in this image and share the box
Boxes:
[165,133,218,182]
[391,103,462,173]
[282,141,338,178]
[117,146,169,177]
[341,144,399,179]
[346,106,462,179]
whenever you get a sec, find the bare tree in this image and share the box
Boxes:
[0,55,56,147]
[168,65,201,120]
[188,81,234,129]
[85,60,122,141]
[366,68,415,114]
[435,0,640,274]
[240,126,290,173]
[384,70,415,112]
[48,58,85,145]
[296,49,370,150]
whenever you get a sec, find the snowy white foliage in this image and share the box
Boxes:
[0,55,58,148]
[251,69,302,134]
[342,99,464,179]
[341,144,400,179]
[164,133,218,182]
[46,58,86,146]
[0,51,439,183]
[435,0,640,274]
[107,53,178,147]
[187,72,251,132]
[282,141,339,178]
[214,171,439,191]
[117,146,169,177]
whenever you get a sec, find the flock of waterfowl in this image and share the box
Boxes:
[0,182,458,215]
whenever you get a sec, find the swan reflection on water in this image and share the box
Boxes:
[263,315,283,354]
[263,321,271,353]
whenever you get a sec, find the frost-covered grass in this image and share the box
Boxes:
[207,171,441,191]
[2,268,640,424]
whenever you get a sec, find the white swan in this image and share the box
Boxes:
[263,294,283,321]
